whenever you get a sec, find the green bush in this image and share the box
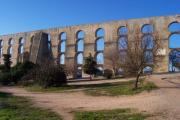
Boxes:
[0,65,5,72]
[11,61,37,84]
[0,72,12,85]
[35,64,67,88]
[103,69,113,79]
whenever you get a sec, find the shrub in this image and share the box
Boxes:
[0,65,5,72]
[103,69,114,79]
[20,69,35,86]
[11,61,37,84]
[0,72,12,85]
[34,64,67,88]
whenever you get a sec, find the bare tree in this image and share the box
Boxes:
[65,60,75,80]
[105,46,121,75]
[119,26,161,89]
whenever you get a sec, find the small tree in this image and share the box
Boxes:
[83,53,97,80]
[119,26,161,89]
[0,54,12,85]
[3,54,12,72]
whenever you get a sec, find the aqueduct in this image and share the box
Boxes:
[0,15,180,77]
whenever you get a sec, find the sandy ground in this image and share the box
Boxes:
[0,73,180,120]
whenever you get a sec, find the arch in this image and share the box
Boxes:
[48,34,51,51]
[95,28,105,66]
[96,38,104,51]
[143,66,153,74]
[8,38,14,55]
[0,40,3,58]
[77,30,85,39]
[169,50,180,72]
[76,30,84,52]
[60,32,67,40]
[118,26,128,35]
[96,28,105,38]
[60,54,65,64]
[168,22,180,32]
[59,32,67,58]
[19,37,25,44]
[142,35,154,49]
[8,38,14,45]
[141,24,154,33]
[76,53,83,65]
[169,34,180,49]
[18,38,25,54]
[96,52,104,64]
[118,37,128,50]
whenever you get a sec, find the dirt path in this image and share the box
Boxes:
[0,73,180,120]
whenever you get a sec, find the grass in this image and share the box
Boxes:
[85,80,158,96]
[0,92,62,120]
[26,81,135,92]
[26,79,158,96]
[74,108,149,120]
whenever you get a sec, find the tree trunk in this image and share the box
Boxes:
[134,73,141,89]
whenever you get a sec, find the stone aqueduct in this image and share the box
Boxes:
[0,15,180,77]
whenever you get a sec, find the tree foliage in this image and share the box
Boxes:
[83,53,97,80]
[3,54,12,72]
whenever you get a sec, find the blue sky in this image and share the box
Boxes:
[0,0,180,35]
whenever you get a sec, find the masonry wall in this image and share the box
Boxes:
[0,15,180,74]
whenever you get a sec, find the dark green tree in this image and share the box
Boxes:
[0,54,12,85]
[3,54,12,72]
[83,53,97,80]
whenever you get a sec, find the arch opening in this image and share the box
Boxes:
[0,40,3,58]
[169,34,180,49]
[168,22,180,72]
[60,54,65,65]
[48,34,51,51]
[76,53,83,65]
[96,38,104,51]
[8,38,14,55]
[58,32,67,64]
[118,26,128,35]
[96,52,104,64]
[141,24,154,33]
[169,50,180,72]
[60,41,66,53]
[96,28,104,38]
[76,31,84,52]
[118,37,128,50]
[142,35,154,49]
[60,32,67,40]
[18,38,25,54]
[168,22,180,32]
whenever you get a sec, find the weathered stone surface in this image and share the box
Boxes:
[0,15,180,75]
